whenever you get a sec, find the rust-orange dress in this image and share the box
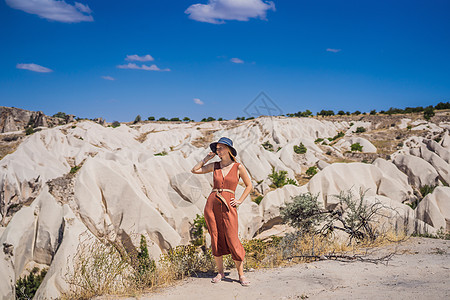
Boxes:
[204,161,245,261]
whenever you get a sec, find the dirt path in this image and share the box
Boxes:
[101,237,450,300]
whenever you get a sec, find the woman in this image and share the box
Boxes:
[191,137,252,286]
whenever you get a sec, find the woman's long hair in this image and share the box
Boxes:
[227,146,238,162]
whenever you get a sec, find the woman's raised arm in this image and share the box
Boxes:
[191,152,216,174]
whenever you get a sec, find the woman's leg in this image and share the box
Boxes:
[234,259,250,286]
[233,259,243,277]
[211,255,225,283]
[215,255,224,275]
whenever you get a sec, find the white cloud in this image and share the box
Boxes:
[125,54,154,62]
[326,48,341,53]
[16,63,53,73]
[5,0,93,23]
[74,2,92,14]
[101,75,115,81]
[116,63,170,72]
[185,0,275,24]
[230,57,244,64]
[193,98,204,105]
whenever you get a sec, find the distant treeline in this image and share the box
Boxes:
[151,101,448,122]
[289,101,450,117]
[51,101,449,125]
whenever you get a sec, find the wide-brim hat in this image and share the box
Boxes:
[210,137,237,157]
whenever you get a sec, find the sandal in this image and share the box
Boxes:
[211,272,225,283]
[239,275,250,286]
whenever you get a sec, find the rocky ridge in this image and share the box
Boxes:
[0,107,449,299]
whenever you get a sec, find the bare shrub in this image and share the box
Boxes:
[63,233,159,299]
[62,236,133,299]
[321,189,390,243]
[281,188,400,245]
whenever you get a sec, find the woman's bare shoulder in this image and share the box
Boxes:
[237,162,245,176]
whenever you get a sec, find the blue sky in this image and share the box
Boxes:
[1,0,449,122]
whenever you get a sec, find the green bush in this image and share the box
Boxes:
[317,110,335,116]
[328,131,345,142]
[16,267,48,300]
[420,185,436,197]
[148,116,155,121]
[135,235,156,285]
[293,142,307,154]
[305,166,318,177]
[435,101,450,110]
[154,151,168,156]
[201,117,216,122]
[262,141,274,151]
[314,138,324,143]
[351,143,363,152]
[286,178,298,185]
[53,112,67,119]
[112,121,120,128]
[280,193,323,231]
[133,115,142,124]
[355,126,366,133]
[287,110,312,117]
[70,165,81,174]
[25,126,35,135]
[268,167,298,188]
[424,106,435,121]
[190,214,207,246]
[253,195,263,205]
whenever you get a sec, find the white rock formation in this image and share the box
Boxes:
[392,154,439,187]
[335,136,377,153]
[416,187,450,231]
[1,116,449,298]
[372,158,414,203]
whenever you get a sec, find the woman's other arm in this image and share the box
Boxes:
[230,164,253,207]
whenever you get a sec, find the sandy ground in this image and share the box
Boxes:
[100,237,450,300]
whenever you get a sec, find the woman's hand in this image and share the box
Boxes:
[204,151,216,163]
[230,198,242,207]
